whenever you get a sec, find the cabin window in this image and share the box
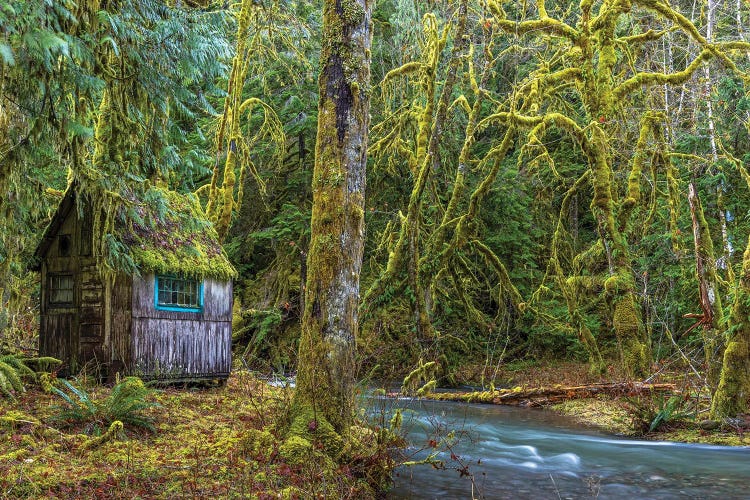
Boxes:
[49,274,74,305]
[58,234,72,257]
[154,275,203,312]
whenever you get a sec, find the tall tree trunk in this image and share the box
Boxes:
[290,0,372,437]
[711,239,750,418]
[703,0,734,267]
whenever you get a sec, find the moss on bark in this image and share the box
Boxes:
[711,242,750,418]
[290,0,372,438]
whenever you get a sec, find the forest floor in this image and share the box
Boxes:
[0,371,384,499]
[2,362,747,499]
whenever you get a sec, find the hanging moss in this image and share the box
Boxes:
[206,0,285,242]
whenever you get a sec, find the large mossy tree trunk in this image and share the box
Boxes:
[711,231,750,418]
[290,0,372,438]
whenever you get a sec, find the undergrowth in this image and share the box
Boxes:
[0,371,394,498]
[0,354,60,399]
[50,376,160,432]
[625,394,695,434]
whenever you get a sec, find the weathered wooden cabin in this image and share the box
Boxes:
[32,185,236,381]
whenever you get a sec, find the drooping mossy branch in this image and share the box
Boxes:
[363,3,469,341]
[531,171,592,304]
[618,111,666,229]
[206,0,286,241]
[426,36,494,262]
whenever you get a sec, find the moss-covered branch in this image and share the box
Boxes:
[487,0,580,41]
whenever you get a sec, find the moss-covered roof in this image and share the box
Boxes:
[34,184,236,281]
[117,187,236,280]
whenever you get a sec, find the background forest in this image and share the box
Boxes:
[2,0,750,411]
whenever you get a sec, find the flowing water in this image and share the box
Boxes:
[382,399,750,499]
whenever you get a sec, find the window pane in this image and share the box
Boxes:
[49,274,74,305]
[156,276,201,309]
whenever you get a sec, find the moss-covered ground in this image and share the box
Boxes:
[0,371,382,499]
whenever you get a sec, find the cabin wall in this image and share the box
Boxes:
[39,206,104,374]
[108,275,133,374]
[130,274,232,379]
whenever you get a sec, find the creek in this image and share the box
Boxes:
[383,399,750,499]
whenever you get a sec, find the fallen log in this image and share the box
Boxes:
[390,382,677,407]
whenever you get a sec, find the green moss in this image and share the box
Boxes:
[711,241,750,418]
[341,0,365,26]
[279,434,337,475]
[613,294,650,377]
[553,398,634,435]
[279,435,313,465]
[286,405,343,456]
[0,410,40,429]
[659,428,748,446]
[711,338,750,418]
[80,420,123,451]
[242,428,276,459]
[125,187,236,280]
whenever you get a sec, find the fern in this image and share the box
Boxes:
[50,379,98,422]
[626,394,693,434]
[51,377,160,431]
[102,377,159,431]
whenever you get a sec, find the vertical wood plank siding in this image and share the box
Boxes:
[130,275,232,379]
[39,206,83,373]
[110,275,133,368]
[38,193,233,380]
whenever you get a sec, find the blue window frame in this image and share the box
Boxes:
[154,275,203,312]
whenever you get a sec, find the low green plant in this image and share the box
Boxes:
[51,376,160,431]
[626,394,693,433]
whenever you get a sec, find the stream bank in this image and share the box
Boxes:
[388,398,750,499]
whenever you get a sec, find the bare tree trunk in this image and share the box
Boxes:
[290,0,372,437]
[703,0,734,266]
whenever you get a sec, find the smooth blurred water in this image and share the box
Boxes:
[380,399,750,499]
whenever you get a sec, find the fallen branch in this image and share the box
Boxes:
[392,382,677,407]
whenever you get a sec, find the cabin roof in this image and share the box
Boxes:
[33,184,236,280]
